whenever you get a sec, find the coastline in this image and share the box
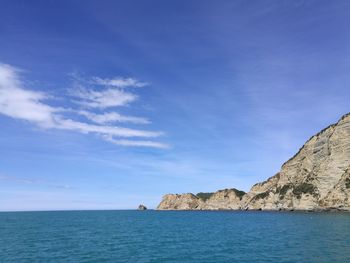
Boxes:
[156,113,350,212]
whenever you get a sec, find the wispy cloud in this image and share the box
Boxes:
[57,117,161,137]
[93,77,148,88]
[0,64,58,128]
[0,174,73,189]
[71,85,137,108]
[103,135,169,149]
[0,174,37,184]
[78,110,150,124]
[0,63,167,148]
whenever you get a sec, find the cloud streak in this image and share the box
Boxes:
[72,86,137,108]
[93,77,148,88]
[0,63,167,148]
[103,135,169,149]
[0,174,73,189]
[78,110,150,124]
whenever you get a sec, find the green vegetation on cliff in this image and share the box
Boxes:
[345,177,350,189]
[231,189,246,200]
[292,183,318,199]
[196,192,214,201]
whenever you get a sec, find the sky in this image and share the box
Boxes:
[0,0,349,211]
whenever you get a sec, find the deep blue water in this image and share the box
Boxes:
[0,210,350,262]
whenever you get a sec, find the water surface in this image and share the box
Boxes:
[0,210,349,262]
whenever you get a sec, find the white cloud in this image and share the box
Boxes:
[93,77,148,88]
[0,64,57,128]
[103,135,169,149]
[78,110,150,124]
[56,117,161,137]
[0,63,166,148]
[72,86,137,108]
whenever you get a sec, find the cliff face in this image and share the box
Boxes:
[201,189,245,210]
[157,189,245,210]
[243,113,350,211]
[157,193,203,210]
[157,113,350,211]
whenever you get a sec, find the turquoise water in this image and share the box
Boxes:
[0,211,350,262]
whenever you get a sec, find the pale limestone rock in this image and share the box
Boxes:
[157,189,244,210]
[321,168,350,210]
[200,189,245,210]
[157,113,350,211]
[243,113,350,211]
[157,193,203,210]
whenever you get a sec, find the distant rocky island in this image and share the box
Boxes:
[138,204,147,210]
[157,113,350,211]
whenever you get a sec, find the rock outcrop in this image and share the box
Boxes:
[200,189,245,210]
[157,193,203,210]
[157,189,245,210]
[157,113,350,211]
[138,204,147,210]
[243,113,350,211]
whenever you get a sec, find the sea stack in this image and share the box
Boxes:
[157,113,350,211]
[138,204,147,210]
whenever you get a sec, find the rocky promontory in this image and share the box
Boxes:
[157,113,350,211]
[157,189,245,210]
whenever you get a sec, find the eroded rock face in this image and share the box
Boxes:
[321,168,350,209]
[157,194,203,210]
[157,189,245,210]
[200,189,245,210]
[157,113,350,211]
[243,113,350,211]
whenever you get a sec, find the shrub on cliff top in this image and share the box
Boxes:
[196,192,214,201]
[231,188,246,199]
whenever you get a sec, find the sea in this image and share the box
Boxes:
[0,210,349,262]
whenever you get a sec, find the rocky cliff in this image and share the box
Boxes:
[157,189,245,210]
[157,113,350,211]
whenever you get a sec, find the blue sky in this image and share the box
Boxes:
[0,0,349,211]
